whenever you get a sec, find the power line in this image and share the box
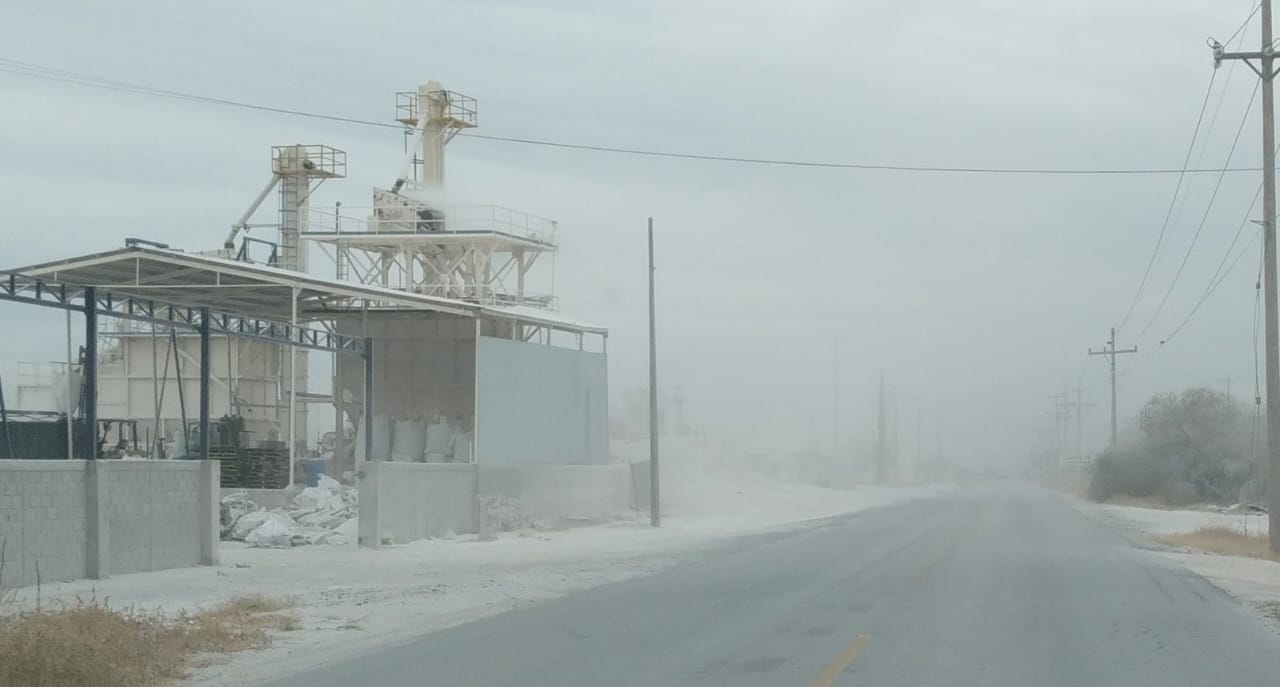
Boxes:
[1136,79,1259,340]
[1115,70,1221,332]
[1122,225,1262,378]
[1224,3,1263,46]
[0,55,1270,177]
[1167,19,1254,242]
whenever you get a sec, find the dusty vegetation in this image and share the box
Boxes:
[1089,387,1263,507]
[0,594,298,687]
[1149,526,1278,561]
[1258,601,1280,624]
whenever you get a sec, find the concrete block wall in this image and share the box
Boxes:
[106,462,206,575]
[0,460,218,589]
[0,461,88,588]
[359,462,476,547]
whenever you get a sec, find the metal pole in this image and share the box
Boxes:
[363,337,374,466]
[199,307,210,461]
[65,309,74,459]
[171,330,188,456]
[289,287,298,462]
[83,287,97,460]
[150,321,160,459]
[648,217,660,527]
[1261,0,1280,553]
[0,365,12,460]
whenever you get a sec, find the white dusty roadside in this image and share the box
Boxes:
[1082,500,1280,624]
[10,479,949,687]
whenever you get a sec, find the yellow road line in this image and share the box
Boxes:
[808,634,872,687]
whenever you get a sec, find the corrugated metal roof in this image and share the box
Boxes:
[7,246,606,335]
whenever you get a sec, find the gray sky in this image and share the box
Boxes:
[0,0,1270,465]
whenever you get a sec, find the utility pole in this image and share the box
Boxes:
[833,337,840,459]
[1213,2,1280,552]
[1089,328,1137,451]
[876,372,887,484]
[915,409,922,484]
[1069,379,1096,460]
[1047,392,1066,461]
[893,392,900,482]
[648,217,660,527]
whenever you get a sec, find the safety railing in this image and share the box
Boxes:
[305,203,558,246]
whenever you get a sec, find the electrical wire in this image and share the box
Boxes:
[0,55,1268,177]
[1135,78,1259,340]
[1114,70,1220,333]
[1223,3,1262,46]
[1122,227,1261,379]
[1165,20,1253,251]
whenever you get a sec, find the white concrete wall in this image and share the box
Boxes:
[358,462,476,547]
[0,460,218,588]
[475,336,609,466]
[478,464,633,525]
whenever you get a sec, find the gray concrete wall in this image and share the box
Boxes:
[0,460,218,588]
[358,461,476,547]
[478,464,633,525]
[475,336,609,466]
[629,461,652,511]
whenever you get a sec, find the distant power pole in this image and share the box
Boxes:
[1070,380,1096,460]
[648,218,660,528]
[1046,392,1065,459]
[1212,0,1280,552]
[893,392,900,481]
[915,408,922,484]
[876,373,887,484]
[1088,327,1137,450]
[833,336,840,458]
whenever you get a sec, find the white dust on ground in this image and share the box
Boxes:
[12,441,948,686]
[1082,499,1280,629]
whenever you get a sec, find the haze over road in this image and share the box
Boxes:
[265,484,1280,686]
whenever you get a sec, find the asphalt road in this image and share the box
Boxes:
[263,483,1280,686]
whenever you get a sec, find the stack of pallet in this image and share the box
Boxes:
[216,446,290,489]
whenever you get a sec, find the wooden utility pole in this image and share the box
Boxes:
[648,218,660,527]
[1088,328,1137,451]
[1213,0,1280,551]
[1068,380,1096,460]
[833,337,840,459]
[876,373,887,484]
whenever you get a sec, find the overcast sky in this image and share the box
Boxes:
[0,0,1271,466]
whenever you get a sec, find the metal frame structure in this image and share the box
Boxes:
[0,269,375,463]
[299,81,562,314]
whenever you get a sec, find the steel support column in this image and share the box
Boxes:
[199,306,211,461]
[83,286,97,460]
[363,336,374,465]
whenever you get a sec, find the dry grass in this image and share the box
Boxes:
[0,594,299,687]
[1150,526,1280,561]
[1259,601,1280,623]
